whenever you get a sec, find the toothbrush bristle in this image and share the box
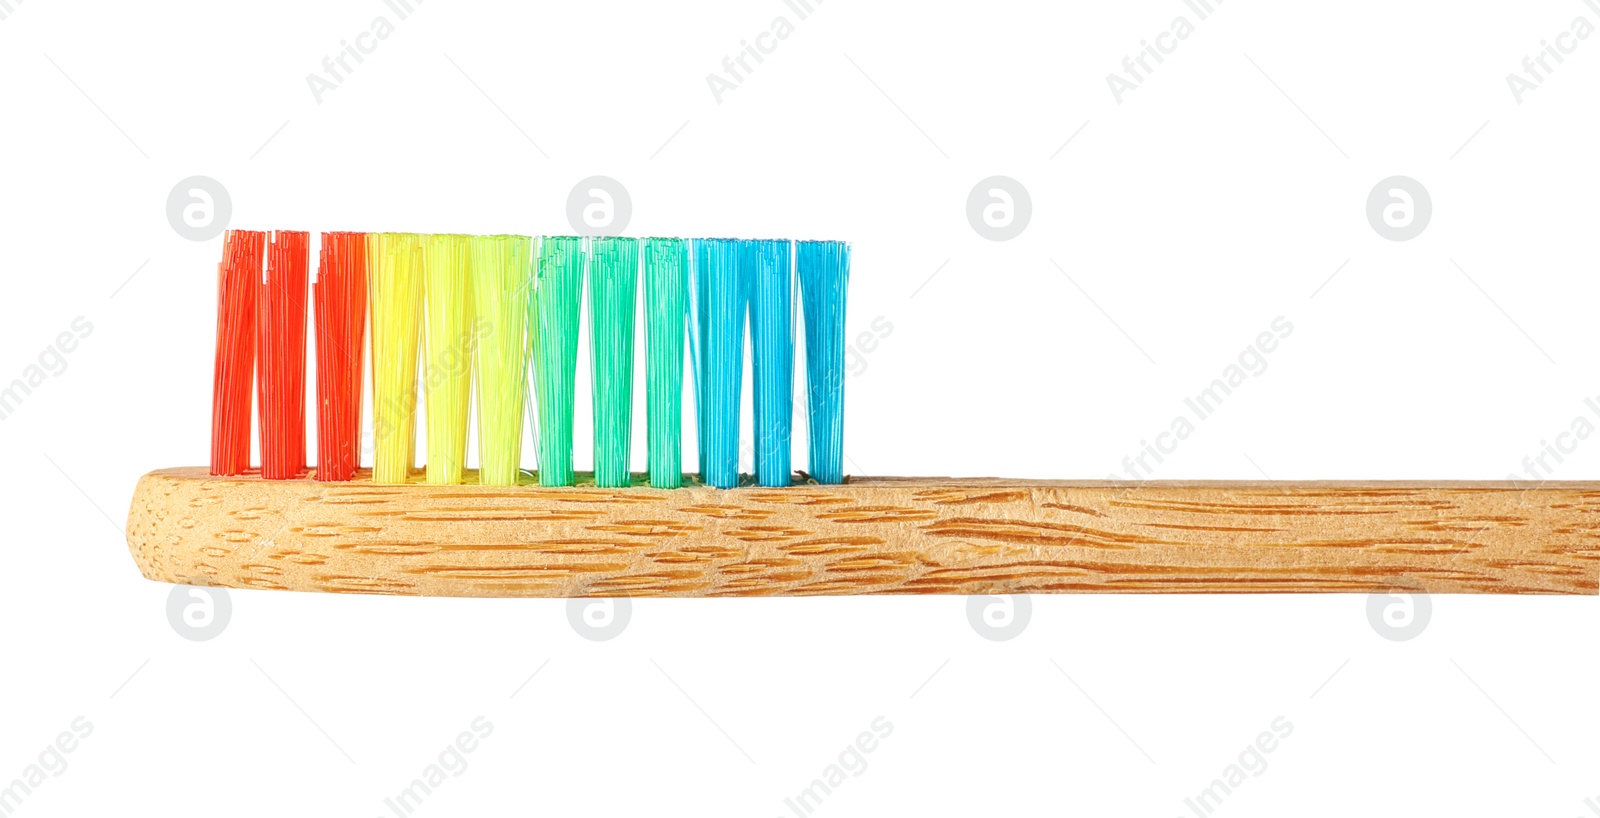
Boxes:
[259,230,311,480]
[589,237,639,489]
[367,233,425,484]
[797,240,850,485]
[468,234,533,486]
[749,239,795,487]
[313,232,367,482]
[210,229,265,476]
[204,231,848,489]
[421,234,475,485]
[694,238,748,489]
[644,238,689,488]
[533,236,584,487]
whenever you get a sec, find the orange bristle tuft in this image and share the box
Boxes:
[210,229,265,476]
[259,231,311,479]
[314,232,368,482]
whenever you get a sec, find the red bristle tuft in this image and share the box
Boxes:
[313,232,368,482]
[210,229,266,476]
[258,231,311,479]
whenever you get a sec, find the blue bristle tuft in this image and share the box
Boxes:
[748,239,794,487]
[644,238,689,489]
[692,238,749,489]
[797,240,850,484]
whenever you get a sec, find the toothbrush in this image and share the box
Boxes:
[129,231,1600,597]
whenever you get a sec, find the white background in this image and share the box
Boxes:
[2,0,1599,815]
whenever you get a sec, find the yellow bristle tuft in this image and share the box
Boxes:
[367,233,425,484]
[421,235,475,484]
[468,235,535,486]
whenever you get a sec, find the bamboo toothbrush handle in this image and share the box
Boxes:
[124,468,1600,596]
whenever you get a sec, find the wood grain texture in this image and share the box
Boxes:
[125,468,1600,596]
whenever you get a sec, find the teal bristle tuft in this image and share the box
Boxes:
[588,237,639,488]
[693,238,749,489]
[796,240,850,484]
[748,239,794,487]
[644,238,688,489]
[533,236,585,487]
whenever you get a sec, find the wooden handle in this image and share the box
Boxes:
[124,468,1600,596]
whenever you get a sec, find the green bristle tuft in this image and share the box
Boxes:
[468,235,534,486]
[589,237,639,488]
[643,238,688,488]
[532,236,585,487]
